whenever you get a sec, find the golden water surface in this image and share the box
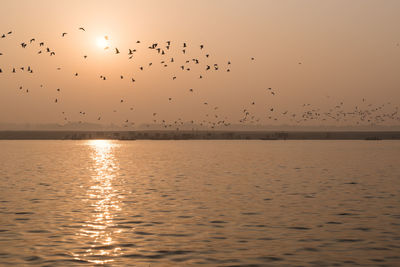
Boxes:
[0,140,399,266]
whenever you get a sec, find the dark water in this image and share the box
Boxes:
[0,140,399,266]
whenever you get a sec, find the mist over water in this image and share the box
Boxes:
[0,140,399,266]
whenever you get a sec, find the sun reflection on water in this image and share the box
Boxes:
[74,140,123,264]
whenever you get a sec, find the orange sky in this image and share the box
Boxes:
[0,0,399,127]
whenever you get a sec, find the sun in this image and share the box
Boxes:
[96,36,109,49]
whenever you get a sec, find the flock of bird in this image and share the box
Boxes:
[1,27,399,129]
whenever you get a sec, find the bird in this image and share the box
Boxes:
[78,27,85,31]
[115,48,120,54]
[62,32,67,37]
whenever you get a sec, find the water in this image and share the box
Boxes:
[0,140,399,266]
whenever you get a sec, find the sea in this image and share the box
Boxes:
[0,140,399,266]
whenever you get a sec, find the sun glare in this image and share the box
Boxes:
[96,36,109,49]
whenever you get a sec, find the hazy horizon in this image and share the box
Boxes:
[1,0,399,128]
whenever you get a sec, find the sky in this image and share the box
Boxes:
[0,0,399,128]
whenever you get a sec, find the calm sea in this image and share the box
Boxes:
[0,140,399,266]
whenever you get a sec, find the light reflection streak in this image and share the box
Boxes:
[73,140,123,264]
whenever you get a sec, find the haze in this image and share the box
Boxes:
[0,0,399,127]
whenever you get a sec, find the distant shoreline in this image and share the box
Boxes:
[0,130,399,140]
